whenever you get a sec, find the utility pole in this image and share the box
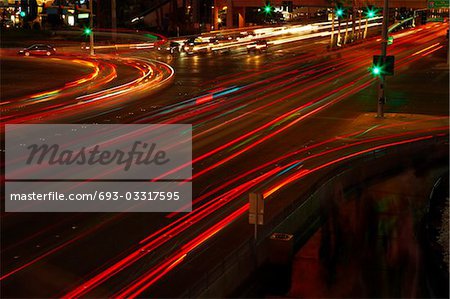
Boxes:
[377,0,388,118]
[89,0,94,55]
[351,0,356,41]
[330,12,335,47]
[330,11,335,48]
[111,0,117,41]
[337,17,341,46]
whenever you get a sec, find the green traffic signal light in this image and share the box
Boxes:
[336,8,344,17]
[372,55,395,76]
[19,11,26,17]
[371,66,381,75]
[264,4,272,14]
[83,27,92,35]
[366,7,377,18]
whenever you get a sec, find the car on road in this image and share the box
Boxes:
[18,44,56,56]
[246,39,268,53]
[157,41,182,55]
[183,37,210,54]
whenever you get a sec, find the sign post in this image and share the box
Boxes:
[377,0,389,118]
[89,0,94,56]
[249,193,264,241]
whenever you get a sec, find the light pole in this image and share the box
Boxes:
[211,5,214,31]
[330,10,335,48]
[111,0,117,41]
[89,0,95,56]
[377,0,388,118]
[412,8,427,27]
[336,8,343,46]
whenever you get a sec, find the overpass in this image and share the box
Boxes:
[213,0,431,28]
[162,134,449,298]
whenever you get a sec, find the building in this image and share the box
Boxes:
[212,0,435,28]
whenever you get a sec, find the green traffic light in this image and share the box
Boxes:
[371,66,381,75]
[336,8,344,17]
[19,11,26,17]
[83,27,92,35]
[264,4,272,14]
[366,8,377,18]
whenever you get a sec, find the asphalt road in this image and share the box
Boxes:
[1,22,449,298]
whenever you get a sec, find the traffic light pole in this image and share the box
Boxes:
[89,0,95,56]
[111,0,117,41]
[377,0,388,118]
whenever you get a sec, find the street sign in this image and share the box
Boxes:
[249,192,264,240]
[428,0,449,8]
[249,193,264,225]
[388,36,394,45]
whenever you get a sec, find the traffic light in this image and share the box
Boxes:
[371,55,395,76]
[335,7,344,18]
[371,65,381,75]
[20,0,28,18]
[365,7,378,18]
[263,3,273,14]
[83,27,92,35]
[19,0,36,20]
